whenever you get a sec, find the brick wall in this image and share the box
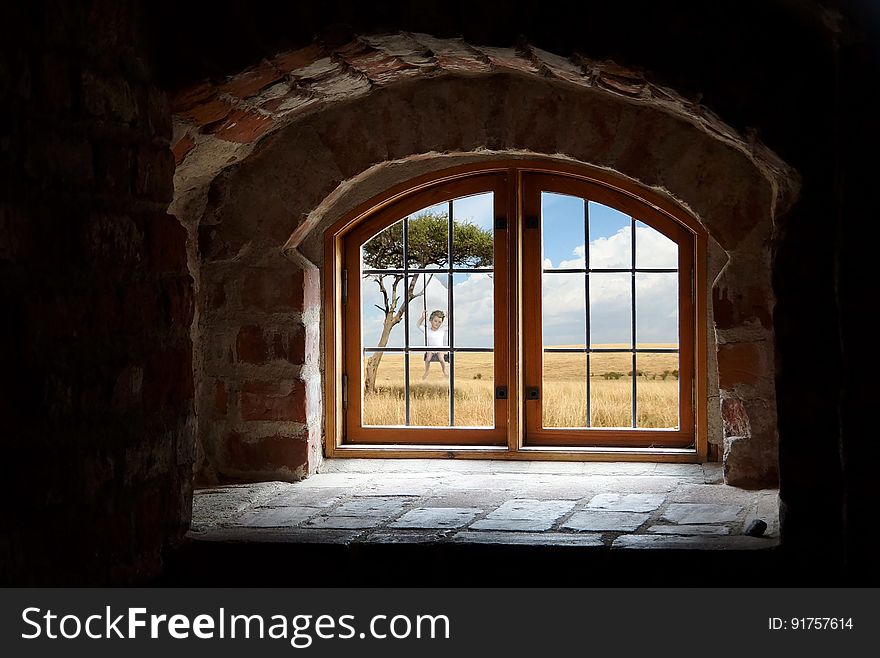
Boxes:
[0,1,193,584]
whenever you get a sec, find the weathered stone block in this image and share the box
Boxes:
[240,380,305,422]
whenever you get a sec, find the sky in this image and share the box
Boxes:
[360,191,679,350]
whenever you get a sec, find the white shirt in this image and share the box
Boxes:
[426,326,447,348]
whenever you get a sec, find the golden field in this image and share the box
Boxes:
[362,346,680,428]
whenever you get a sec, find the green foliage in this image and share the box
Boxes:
[672,369,679,380]
[603,372,623,380]
[362,212,493,271]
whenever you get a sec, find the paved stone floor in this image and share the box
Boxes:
[190,459,779,551]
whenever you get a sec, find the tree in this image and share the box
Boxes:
[361,210,493,393]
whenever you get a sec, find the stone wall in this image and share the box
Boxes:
[0,1,193,584]
[170,36,797,487]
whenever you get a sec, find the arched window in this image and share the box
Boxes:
[328,162,707,459]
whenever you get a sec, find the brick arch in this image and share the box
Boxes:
[172,34,798,486]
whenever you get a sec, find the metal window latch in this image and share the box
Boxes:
[495,385,508,400]
[495,217,507,230]
[526,387,540,400]
[342,269,348,305]
[341,374,348,409]
[525,216,539,229]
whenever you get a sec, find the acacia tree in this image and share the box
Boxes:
[362,211,493,393]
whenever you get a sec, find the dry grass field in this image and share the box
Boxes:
[363,345,679,429]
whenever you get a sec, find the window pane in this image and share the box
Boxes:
[543,351,587,428]
[408,273,449,348]
[452,192,494,269]
[636,353,680,429]
[361,274,405,348]
[542,192,585,270]
[363,351,405,426]
[408,202,449,270]
[542,273,585,348]
[452,272,493,348]
[589,201,631,269]
[589,352,633,428]
[635,220,678,269]
[453,351,494,427]
[589,272,632,347]
[635,272,679,349]
[408,350,450,426]
[361,219,403,270]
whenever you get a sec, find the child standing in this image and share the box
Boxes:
[418,309,448,380]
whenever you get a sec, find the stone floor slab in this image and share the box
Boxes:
[332,496,411,517]
[304,516,384,529]
[359,529,449,544]
[562,510,650,532]
[485,499,575,521]
[261,487,348,509]
[188,527,365,544]
[454,531,604,546]
[295,473,374,488]
[235,506,323,528]
[389,507,482,529]
[612,534,777,550]
[648,524,731,536]
[662,503,742,524]
[586,493,666,512]
[469,518,556,532]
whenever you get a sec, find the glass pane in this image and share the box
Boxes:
[453,192,494,269]
[361,274,405,348]
[543,351,587,428]
[407,201,449,270]
[408,350,450,426]
[589,201,631,269]
[636,354,680,429]
[589,272,632,347]
[408,273,449,348]
[363,351,405,426]
[542,273,585,348]
[589,352,634,428]
[453,351,494,427]
[361,219,403,270]
[635,273,679,349]
[542,192,585,270]
[452,272,493,348]
[635,220,678,269]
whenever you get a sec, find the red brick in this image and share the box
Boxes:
[242,268,304,311]
[236,326,268,363]
[272,45,324,73]
[146,213,188,273]
[178,96,234,126]
[721,397,751,437]
[717,342,763,388]
[210,109,273,144]
[224,431,309,473]
[240,381,305,422]
[172,133,196,166]
[218,62,283,99]
[170,82,215,113]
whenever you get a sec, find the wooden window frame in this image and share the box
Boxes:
[324,161,708,462]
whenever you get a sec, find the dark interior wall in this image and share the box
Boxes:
[0,1,194,584]
[1,0,875,584]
